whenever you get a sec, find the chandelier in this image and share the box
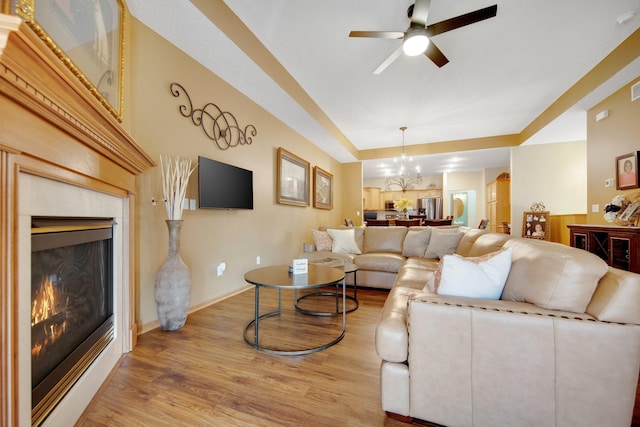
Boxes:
[385,126,422,192]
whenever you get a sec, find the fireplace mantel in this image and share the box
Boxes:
[0,13,154,426]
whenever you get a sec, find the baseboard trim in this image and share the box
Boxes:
[138,285,253,335]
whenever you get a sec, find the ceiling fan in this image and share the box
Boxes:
[349,0,497,74]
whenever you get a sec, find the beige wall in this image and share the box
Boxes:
[511,140,587,237]
[127,20,350,330]
[587,77,640,224]
[340,162,364,225]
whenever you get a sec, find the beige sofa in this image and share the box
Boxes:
[377,228,640,427]
[300,225,460,289]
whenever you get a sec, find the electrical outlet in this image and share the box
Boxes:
[256,256,261,265]
[216,262,227,276]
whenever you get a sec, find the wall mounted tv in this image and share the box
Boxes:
[198,156,254,210]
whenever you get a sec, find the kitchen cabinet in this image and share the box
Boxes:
[363,187,382,210]
[486,175,510,233]
[379,189,443,211]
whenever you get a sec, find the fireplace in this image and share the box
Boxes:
[1,15,154,426]
[30,218,115,425]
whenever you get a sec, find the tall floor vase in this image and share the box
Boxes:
[155,220,191,331]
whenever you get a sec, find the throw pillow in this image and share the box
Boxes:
[402,229,432,257]
[311,230,332,252]
[435,247,513,299]
[423,228,463,259]
[327,228,362,254]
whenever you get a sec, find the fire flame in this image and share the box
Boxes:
[32,276,67,357]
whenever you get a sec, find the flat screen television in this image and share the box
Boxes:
[198,156,253,209]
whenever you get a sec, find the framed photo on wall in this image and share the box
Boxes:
[522,211,550,241]
[313,166,333,210]
[18,0,125,121]
[277,147,310,206]
[616,152,639,190]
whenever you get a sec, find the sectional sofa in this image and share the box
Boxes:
[301,225,640,427]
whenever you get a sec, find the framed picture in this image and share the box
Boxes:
[522,211,550,241]
[277,147,310,206]
[18,0,125,121]
[313,166,333,210]
[616,152,639,190]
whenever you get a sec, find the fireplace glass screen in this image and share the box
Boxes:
[31,218,114,423]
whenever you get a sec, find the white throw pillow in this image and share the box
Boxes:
[327,228,362,254]
[436,247,513,300]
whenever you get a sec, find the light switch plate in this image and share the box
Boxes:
[592,204,600,213]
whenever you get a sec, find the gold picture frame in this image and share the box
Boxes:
[277,147,310,206]
[16,0,125,121]
[313,166,333,210]
[522,211,550,241]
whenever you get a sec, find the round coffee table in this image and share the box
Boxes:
[243,264,346,355]
[294,263,359,315]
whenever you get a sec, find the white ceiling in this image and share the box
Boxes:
[126,0,640,180]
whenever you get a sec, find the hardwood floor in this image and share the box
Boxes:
[77,287,413,426]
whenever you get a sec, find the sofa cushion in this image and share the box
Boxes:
[435,248,512,299]
[311,230,332,251]
[424,228,464,259]
[319,225,364,251]
[363,226,408,254]
[455,228,487,257]
[466,232,513,257]
[395,265,436,290]
[402,229,432,257]
[298,251,355,265]
[586,267,640,324]
[355,253,405,273]
[327,228,361,254]
[501,238,608,313]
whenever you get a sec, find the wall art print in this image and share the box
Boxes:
[18,0,125,121]
[313,166,333,210]
[277,147,309,207]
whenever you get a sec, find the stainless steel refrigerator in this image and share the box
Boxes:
[418,197,443,220]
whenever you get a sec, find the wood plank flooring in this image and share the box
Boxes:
[77,287,414,426]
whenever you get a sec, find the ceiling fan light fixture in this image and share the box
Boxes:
[403,28,429,56]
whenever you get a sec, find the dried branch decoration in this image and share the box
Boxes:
[160,155,197,220]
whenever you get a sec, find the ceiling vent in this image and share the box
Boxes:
[633,81,640,102]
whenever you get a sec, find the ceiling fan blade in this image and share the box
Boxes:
[349,30,404,39]
[424,41,449,68]
[426,4,497,37]
[410,0,432,25]
[373,46,403,74]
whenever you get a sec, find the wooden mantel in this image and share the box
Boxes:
[0,13,154,426]
[0,14,154,177]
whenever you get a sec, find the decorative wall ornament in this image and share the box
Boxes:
[170,83,257,150]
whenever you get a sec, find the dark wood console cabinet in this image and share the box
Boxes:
[568,224,640,273]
